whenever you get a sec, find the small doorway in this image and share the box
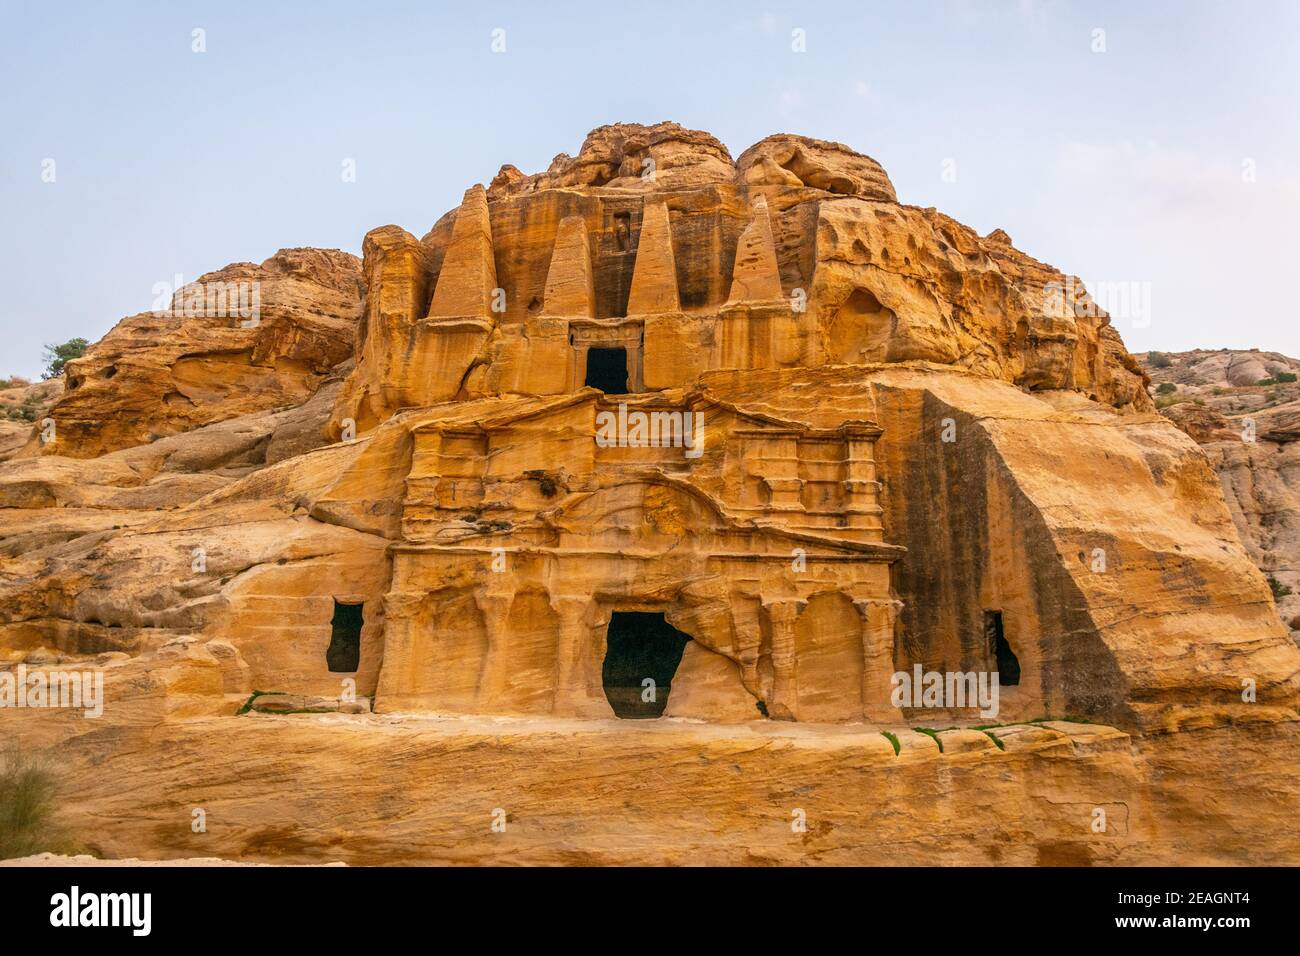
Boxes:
[984,610,1020,686]
[327,600,363,672]
[585,347,629,394]
[602,612,691,718]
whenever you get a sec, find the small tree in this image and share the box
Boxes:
[1147,351,1172,369]
[40,338,88,380]
[1155,382,1177,395]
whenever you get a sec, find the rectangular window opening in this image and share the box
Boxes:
[984,610,1020,686]
[327,600,363,673]
[585,346,629,394]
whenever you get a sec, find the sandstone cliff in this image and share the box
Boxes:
[3,123,1298,865]
[18,248,362,459]
[1141,348,1300,643]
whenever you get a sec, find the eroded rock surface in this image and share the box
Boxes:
[3,124,1298,864]
[1142,348,1300,642]
[19,248,362,459]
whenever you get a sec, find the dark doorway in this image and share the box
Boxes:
[602,612,691,718]
[327,600,363,672]
[985,610,1020,685]
[585,347,629,394]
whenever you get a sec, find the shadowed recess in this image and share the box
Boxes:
[327,600,363,673]
[602,612,691,718]
[585,347,629,394]
[985,610,1020,686]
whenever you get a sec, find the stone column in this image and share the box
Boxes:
[730,598,766,700]
[763,599,805,720]
[550,595,612,717]
[756,432,804,512]
[854,597,904,723]
[474,588,515,711]
[403,429,444,531]
[841,425,883,538]
[371,591,423,709]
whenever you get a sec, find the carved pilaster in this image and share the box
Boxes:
[549,595,612,717]
[763,599,806,720]
[841,423,884,536]
[730,599,766,700]
[853,597,904,723]
[753,430,804,512]
[474,588,515,709]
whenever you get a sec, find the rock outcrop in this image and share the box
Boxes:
[19,248,362,459]
[1141,348,1300,642]
[0,377,60,461]
[3,123,1298,865]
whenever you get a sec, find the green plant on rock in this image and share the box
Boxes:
[40,338,88,380]
[913,727,944,753]
[236,689,276,715]
[0,746,78,859]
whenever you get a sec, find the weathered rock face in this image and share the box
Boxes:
[0,377,60,461]
[1142,349,1300,642]
[2,123,1299,864]
[19,248,362,459]
[9,692,1300,865]
[330,122,1149,436]
[703,363,1296,728]
[736,134,899,202]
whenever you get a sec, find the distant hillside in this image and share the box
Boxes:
[1139,349,1300,640]
[0,377,61,460]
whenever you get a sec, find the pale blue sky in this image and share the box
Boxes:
[2,0,1297,378]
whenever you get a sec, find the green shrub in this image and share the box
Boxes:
[1155,383,1177,395]
[1255,373,1296,386]
[0,747,75,859]
[881,731,900,756]
[1269,577,1293,601]
[1148,351,1172,369]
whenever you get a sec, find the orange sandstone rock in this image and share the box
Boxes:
[2,123,1298,866]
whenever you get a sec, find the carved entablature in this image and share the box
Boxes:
[398,390,886,548]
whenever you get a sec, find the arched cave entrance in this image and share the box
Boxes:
[602,611,691,718]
